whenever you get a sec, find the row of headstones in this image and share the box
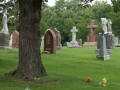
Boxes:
[0,27,62,54]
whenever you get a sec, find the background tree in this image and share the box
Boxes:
[108,0,120,38]
[107,12,120,38]
[111,0,120,13]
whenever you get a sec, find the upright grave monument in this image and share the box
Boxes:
[44,29,56,54]
[52,28,62,50]
[67,26,80,48]
[41,36,44,47]
[96,30,110,60]
[101,18,108,34]
[0,9,10,48]
[83,20,98,46]
[96,18,115,54]
[12,30,19,48]
[9,34,12,47]
[77,39,82,46]
[0,0,15,49]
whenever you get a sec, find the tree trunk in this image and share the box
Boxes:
[14,0,47,78]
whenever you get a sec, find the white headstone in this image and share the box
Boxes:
[114,37,118,46]
[101,18,108,34]
[41,36,44,47]
[9,34,12,47]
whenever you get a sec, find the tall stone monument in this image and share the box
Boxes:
[41,36,44,47]
[96,30,110,60]
[96,18,115,54]
[0,9,10,49]
[83,20,98,46]
[67,26,79,48]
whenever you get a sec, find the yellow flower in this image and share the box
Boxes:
[102,78,107,83]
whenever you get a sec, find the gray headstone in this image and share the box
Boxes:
[96,32,110,60]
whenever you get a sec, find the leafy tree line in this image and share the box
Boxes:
[41,0,120,44]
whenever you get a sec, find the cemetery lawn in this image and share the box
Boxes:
[0,46,120,90]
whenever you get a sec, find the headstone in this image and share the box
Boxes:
[104,33,113,53]
[41,36,44,47]
[101,18,108,34]
[119,39,120,44]
[96,30,110,60]
[107,19,112,34]
[52,28,62,50]
[67,26,80,48]
[12,30,19,48]
[66,42,70,46]
[63,42,67,46]
[9,34,12,47]
[44,29,56,54]
[83,20,98,46]
[77,39,82,46]
[114,37,119,46]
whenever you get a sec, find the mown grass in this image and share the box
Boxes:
[0,46,120,90]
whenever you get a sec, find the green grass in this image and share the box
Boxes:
[0,46,120,90]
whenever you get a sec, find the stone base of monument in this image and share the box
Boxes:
[42,51,50,54]
[95,49,112,54]
[96,55,110,60]
[83,42,97,46]
[67,41,80,48]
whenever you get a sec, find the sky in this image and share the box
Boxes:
[46,0,112,6]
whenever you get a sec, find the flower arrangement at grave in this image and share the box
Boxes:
[99,77,107,87]
[87,77,92,82]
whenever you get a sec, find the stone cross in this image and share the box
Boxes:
[71,26,78,42]
[87,20,98,36]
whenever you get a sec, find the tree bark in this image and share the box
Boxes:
[14,0,47,78]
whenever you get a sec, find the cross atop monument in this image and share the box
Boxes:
[71,26,78,42]
[87,20,98,36]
